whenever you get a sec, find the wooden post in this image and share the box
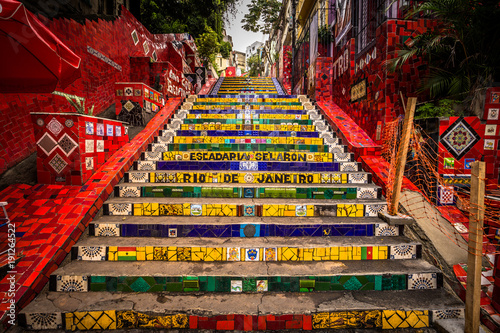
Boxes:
[465,161,486,333]
[389,97,417,215]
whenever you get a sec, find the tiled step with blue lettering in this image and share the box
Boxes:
[179,118,316,125]
[71,236,421,262]
[144,142,339,155]
[103,197,387,217]
[133,160,363,172]
[169,130,321,137]
[89,216,398,238]
[178,124,319,131]
[186,107,306,112]
[197,94,301,99]
[124,171,373,184]
[154,151,353,163]
[114,183,381,200]
[49,260,441,292]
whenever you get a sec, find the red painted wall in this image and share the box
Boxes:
[0,7,195,176]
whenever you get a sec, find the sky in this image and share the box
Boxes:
[225,0,267,53]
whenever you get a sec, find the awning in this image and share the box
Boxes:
[0,0,81,93]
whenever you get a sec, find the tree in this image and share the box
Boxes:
[196,27,220,67]
[241,0,282,35]
[220,41,232,59]
[247,54,263,76]
[387,0,500,113]
[140,0,239,39]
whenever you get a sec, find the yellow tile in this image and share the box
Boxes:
[303,249,313,261]
[136,247,146,261]
[281,247,298,261]
[379,246,388,260]
[353,247,362,260]
[146,246,154,260]
[307,205,314,216]
[133,204,143,216]
[331,247,339,260]
[167,247,177,261]
[191,247,205,261]
[372,246,379,260]
[108,246,117,261]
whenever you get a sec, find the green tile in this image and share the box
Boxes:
[315,281,331,291]
[166,282,183,292]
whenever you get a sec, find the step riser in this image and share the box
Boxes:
[104,202,387,218]
[115,185,381,200]
[19,308,464,331]
[90,222,400,237]
[125,171,373,184]
[173,130,321,137]
[72,244,421,262]
[177,119,315,125]
[146,143,339,154]
[134,161,363,172]
[49,273,442,292]
[161,135,336,145]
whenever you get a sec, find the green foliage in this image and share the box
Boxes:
[196,27,221,67]
[247,54,263,77]
[386,0,500,107]
[220,41,232,59]
[140,0,239,39]
[318,25,332,43]
[242,0,282,35]
[415,99,458,119]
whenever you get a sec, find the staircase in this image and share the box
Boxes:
[19,77,463,331]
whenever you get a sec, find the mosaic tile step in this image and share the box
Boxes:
[144,143,338,156]
[183,113,313,120]
[178,118,316,125]
[115,183,382,200]
[192,101,303,106]
[191,105,305,111]
[194,98,302,103]
[71,235,420,262]
[124,171,374,184]
[156,151,353,163]
[90,215,397,237]
[133,160,363,172]
[49,260,442,292]
[170,130,321,138]
[19,289,464,330]
[159,135,341,147]
[198,94,302,99]
[103,197,387,217]
[177,124,319,132]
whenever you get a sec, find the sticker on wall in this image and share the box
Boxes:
[487,108,499,120]
[143,41,149,55]
[485,124,497,136]
[96,123,104,136]
[443,157,454,169]
[464,158,475,170]
[484,139,495,150]
[131,30,139,45]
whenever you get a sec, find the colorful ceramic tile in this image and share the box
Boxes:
[227,247,240,261]
[96,123,104,136]
[58,134,78,156]
[485,124,497,136]
[47,117,63,136]
[94,223,120,236]
[382,310,429,329]
[375,223,399,236]
[56,275,88,292]
[85,157,94,171]
[441,118,480,159]
[245,248,260,261]
[230,280,242,292]
[432,309,464,320]
[124,87,133,96]
[487,108,499,120]
[484,139,495,150]
[106,124,114,136]
[24,313,63,330]
[438,185,454,205]
[191,204,202,216]
[85,140,94,153]
[453,222,468,234]
[96,140,104,153]
[390,245,417,259]
[37,133,58,156]
[168,228,177,237]
[240,224,260,237]
[464,158,474,169]
[264,247,277,261]
[85,121,94,135]
[78,246,106,261]
[357,188,377,199]
[67,311,117,330]
[49,154,68,174]
[295,205,307,216]
[365,204,386,217]
[107,203,132,215]
[256,280,268,292]
[407,273,437,289]
[243,205,255,216]
[443,157,454,169]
